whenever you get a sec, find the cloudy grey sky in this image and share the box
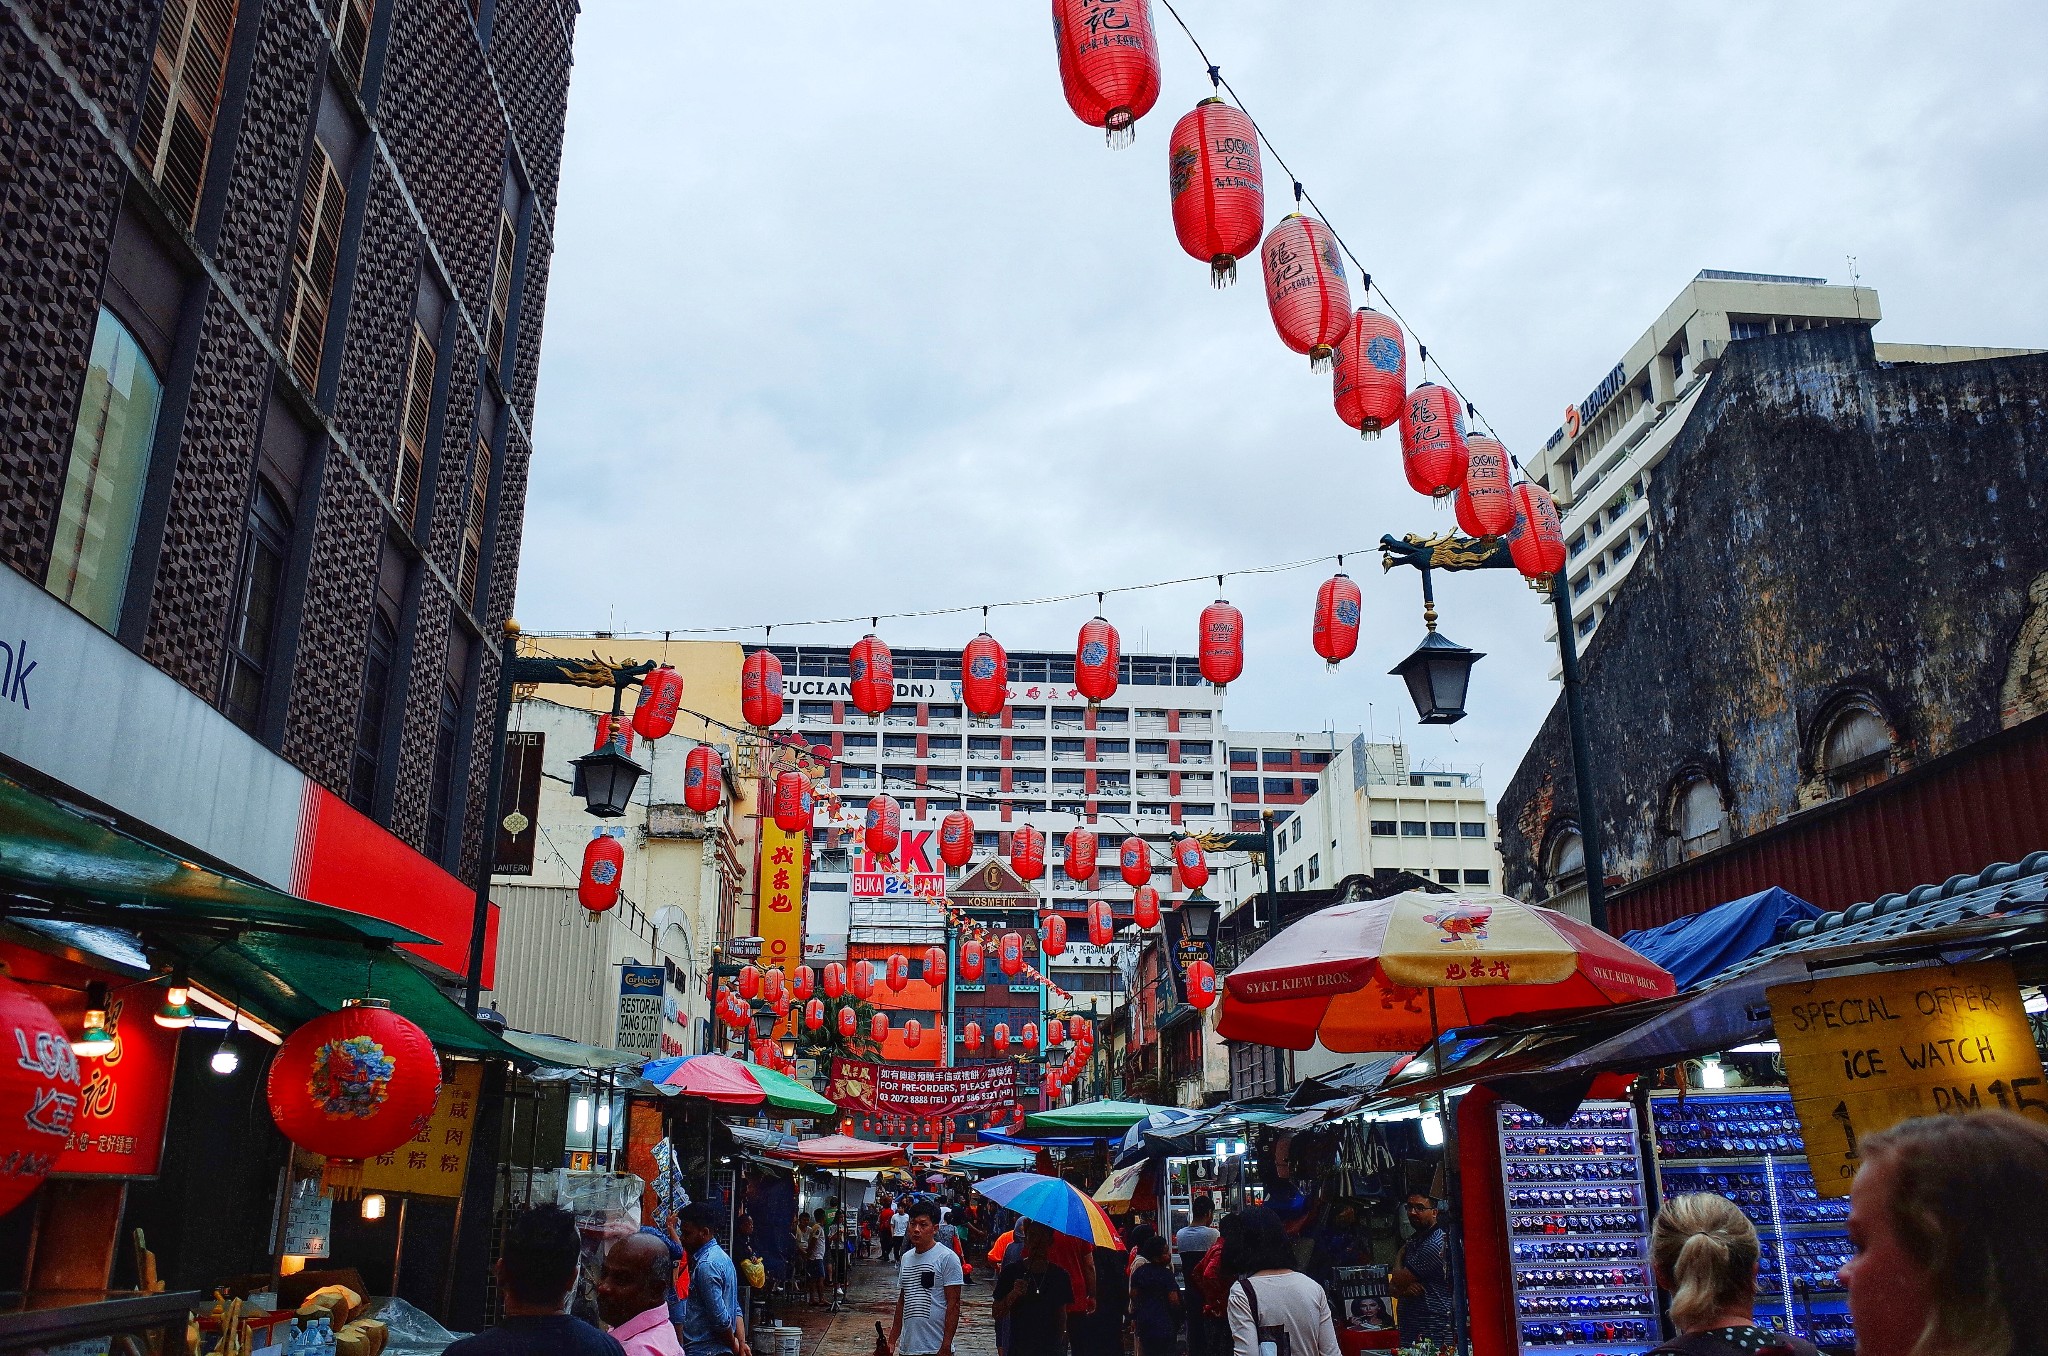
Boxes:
[517,2,2048,797]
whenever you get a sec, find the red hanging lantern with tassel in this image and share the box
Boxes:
[267,999,441,1196]
[762,968,785,1009]
[1400,383,1469,499]
[864,795,902,861]
[1063,826,1097,883]
[849,961,875,1001]
[1075,617,1120,706]
[1011,825,1046,880]
[992,1023,1011,1054]
[1262,214,1351,370]
[579,833,624,913]
[1333,307,1406,437]
[822,963,846,1000]
[939,811,974,867]
[1046,1017,1066,1047]
[905,1020,923,1050]
[741,650,785,727]
[886,953,909,993]
[870,1011,889,1044]
[998,933,1025,976]
[1198,598,1245,692]
[1186,959,1219,1008]
[804,998,824,1031]
[959,940,984,982]
[1507,482,1568,580]
[737,965,761,1001]
[1169,98,1263,287]
[962,632,1008,719]
[1087,899,1114,947]
[793,965,815,1002]
[1118,835,1150,888]
[0,976,81,1217]
[838,1005,857,1038]
[1132,885,1161,929]
[631,665,683,740]
[1051,0,1161,148]
[1456,434,1516,538]
[1173,836,1209,888]
[848,633,894,718]
[683,744,722,813]
[1313,572,1363,670]
[963,1021,983,1053]
[773,771,811,833]
[1040,912,1068,957]
[1022,1022,1040,1052]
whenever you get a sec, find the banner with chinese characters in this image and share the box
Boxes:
[356,1060,484,1198]
[44,972,177,1178]
[828,1058,1014,1117]
[755,816,807,972]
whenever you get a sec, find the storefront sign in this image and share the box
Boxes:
[356,1060,484,1198]
[755,817,807,972]
[614,965,665,1058]
[853,834,944,898]
[1769,959,2048,1196]
[44,982,175,1178]
[828,1058,1015,1117]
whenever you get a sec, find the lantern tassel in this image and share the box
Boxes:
[1104,109,1137,149]
[1309,346,1335,374]
[1209,256,1238,289]
[1358,425,1383,441]
[320,1157,366,1199]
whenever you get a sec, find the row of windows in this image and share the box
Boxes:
[1227,749,1336,768]
[832,732,1215,759]
[796,703,1215,730]
[1369,820,1490,838]
[773,648,1206,686]
[1228,777,1321,796]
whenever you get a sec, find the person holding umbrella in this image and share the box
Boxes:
[993,1222,1073,1356]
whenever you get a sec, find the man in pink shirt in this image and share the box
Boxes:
[599,1232,686,1356]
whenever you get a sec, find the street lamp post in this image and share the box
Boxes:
[1378,533,1610,934]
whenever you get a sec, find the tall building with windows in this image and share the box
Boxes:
[1220,728,1349,832]
[1265,738,1501,897]
[0,0,578,971]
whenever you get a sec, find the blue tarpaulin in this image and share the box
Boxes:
[1621,886,1822,990]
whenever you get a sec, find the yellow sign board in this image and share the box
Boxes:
[1768,960,2048,1197]
[756,816,807,973]
[356,1060,484,1198]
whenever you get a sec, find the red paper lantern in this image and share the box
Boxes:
[1332,307,1406,438]
[773,771,811,832]
[0,976,81,1217]
[1046,1017,1066,1047]
[1040,912,1068,957]
[886,953,909,993]
[1173,836,1209,888]
[1117,835,1149,888]
[992,1023,1011,1054]
[865,795,902,860]
[1400,383,1469,500]
[1262,214,1351,370]
[1168,98,1263,287]
[822,963,846,1000]
[1507,482,1568,580]
[963,1021,983,1052]
[741,650,785,727]
[1075,617,1120,706]
[959,940,985,982]
[793,965,815,1001]
[962,632,1008,719]
[923,946,947,987]
[870,1011,889,1044]
[1063,826,1097,883]
[683,744,723,813]
[804,998,825,1031]
[631,665,683,740]
[762,968,786,1008]
[1087,899,1114,947]
[1456,435,1516,538]
[751,1038,773,1064]
[939,810,975,867]
[1198,599,1244,692]
[1313,572,1363,670]
[998,933,1025,976]
[1022,1022,1040,1052]
[838,1005,858,1038]
[1011,825,1046,880]
[578,833,624,913]
[1186,958,1218,1008]
[593,713,634,754]
[850,960,875,1001]
[267,1000,441,1194]
[848,633,894,718]
[1132,885,1161,929]
[1051,0,1161,148]
[737,965,761,1001]
[905,1020,923,1050]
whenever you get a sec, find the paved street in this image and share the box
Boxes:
[770,1251,1000,1356]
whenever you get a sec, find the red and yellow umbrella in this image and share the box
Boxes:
[1218,890,1675,1052]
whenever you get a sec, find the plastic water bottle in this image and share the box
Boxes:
[321,1317,338,1355]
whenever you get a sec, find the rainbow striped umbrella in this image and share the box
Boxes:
[972,1172,1124,1247]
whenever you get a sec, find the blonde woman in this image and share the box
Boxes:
[1649,1193,1819,1356]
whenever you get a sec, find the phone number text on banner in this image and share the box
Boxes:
[828,1059,1016,1116]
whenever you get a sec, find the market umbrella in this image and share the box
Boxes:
[1115,1107,1204,1166]
[768,1134,909,1168]
[1218,891,1676,1052]
[949,1145,1037,1173]
[1093,1162,1152,1211]
[1023,1099,1178,1135]
[641,1054,838,1117]
[972,1172,1123,1247]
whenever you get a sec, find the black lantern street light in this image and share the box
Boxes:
[1391,631,1485,725]
[1178,891,1219,945]
[750,1003,778,1045]
[570,741,648,818]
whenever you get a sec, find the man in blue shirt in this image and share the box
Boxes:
[675,1203,745,1356]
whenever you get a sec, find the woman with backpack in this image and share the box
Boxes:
[1223,1207,1340,1356]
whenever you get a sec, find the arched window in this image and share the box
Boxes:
[46,307,163,631]
[1821,706,1892,797]
[1666,777,1728,866]
[1544,827,1588,923]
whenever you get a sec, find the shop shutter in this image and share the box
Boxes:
[486,211,515,363]
[135,0,240,227]
[394,324,434,527]
[280,146,346,392]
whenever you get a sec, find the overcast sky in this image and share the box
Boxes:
[516,2,2048,800]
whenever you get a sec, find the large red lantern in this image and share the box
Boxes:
[838,1005,857,1038]
[1063,827,1097,883]
[870,1011,889,1044]
[998,933,1025,976]
[1132,885,1161,929]
[793,965,815,1001]
[962,632,1008,719]
[923,946,947,987]
[822,963,846,1000]
[683,744,722,813]
[1022,1022,1040,1052]
[1051,0,1161,148]
[1262,214,1351,370]
[1507,482,1568,580]
[804,998,825,1031]
[631,665,683,740]
[1168,98,1263,287]
[1011,825,1046,880]
[1198,598,1244,692]
[751,1038,774,1065]
[1456,435,1516,538]
[1173,836,1209,889]
[848,633,894,718]
[1087,899,1114,947]
[959,940,985,982]
[963,1021,983,1052]
[865,795,902,861]
[1046,1017,1065,1047]
[267,1000,441,1195]
[762,968,786,1009]
[594,714,634,754]
[1332,306,1406,437]
[905,1020,923,1050]
[579,833,624,913]
[938,811,974,867]
[1186,959,1218,1009]
[1040,912,1068,957]
[1313,573,1363,670]
[886,953,909,993]
[992,1023,1011,1054]
[737,965,761,1001]
[741,650,785,728]
[849,960,875,1001]
[0,976,81,1217]
[1075,617,1120,706]
[773,771,811,832]
[1400,383,1469,500]
[1118,835,1150,888]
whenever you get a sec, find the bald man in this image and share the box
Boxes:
[599,1232,685,1356]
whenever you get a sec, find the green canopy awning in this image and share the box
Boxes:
[0,775,426,944]
[501,1030,645,1071]
[738,1063,838,1118]
[1024,1099,1180,1134]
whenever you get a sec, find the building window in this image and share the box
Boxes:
[1370,820,1397,836]
[1667,776,1728,864]
[1821,706,1893,797]
[218,478,293,733]
[1300,778,1318,795]
[136,0,240,226]
[1459,822,1487,838]
[1464,870,1490,886]
[883,733,917,751]
[349,607,398,812]
[1439,869,1461,884]
[1263,778,1294,796]
[45,308,164,631]
[1262,750,1292,767]
[1430,821,1456,837]
[393,324,433,529]
[1229,748,1257,766]
[424,681,461,862]
[1293,867,1306,889]
[487,210,516,365]
[322,0,373,86]
[1307,854,1319,882]
[1181,803,1214,817]
[458,437,489,607]
[1400,821,1426,837]
[281,145,346,391]
[1544,828,1588,919]
[1229,777,1258,796]
[1290,819,1302,845]
[840,732,876,748]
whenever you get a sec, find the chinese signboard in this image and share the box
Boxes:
[828,1058,1015,1117]
[1769,960,2048,1196]
[45,981,175,1178]
[356,1060,484,1198]
[853,832,944,899]
[279,1179,332,1257]
[755,815,807,972]
[493,731,545,874]
[615,965,664,1058]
